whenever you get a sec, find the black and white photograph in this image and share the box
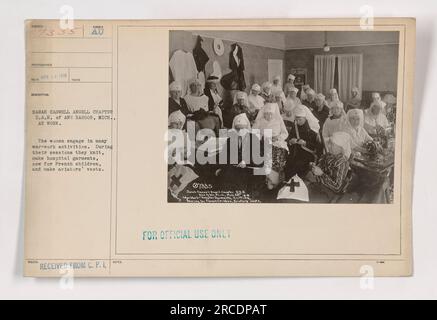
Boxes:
[2,0,437,301]
[167,30,399,204]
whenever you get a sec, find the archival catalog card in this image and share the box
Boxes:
[24,18,415,277]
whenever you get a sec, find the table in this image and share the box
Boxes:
[349,148,395,203]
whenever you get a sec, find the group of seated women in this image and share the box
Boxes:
[168,74,395,203]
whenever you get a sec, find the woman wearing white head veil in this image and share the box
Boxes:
[284,105,320,179]
[168,110,186,130]
[184,78,209,113]
[230,113,260,169]
[298,103,320,133]
[371,92,387,114]
[326,88,344,111]
[253,102,289,151]
[272,75,282,89]
[282,99,320,134]
[167,110,188,165]
[169,81,189,115]
[343,109,373,151]
[271,75,286,106]
[285,86,302,105]
[223,113,252,168]
[322,100,347,145]
[272,88,286,112]
[310,131,352,194]
[347,108,392,204]
[283,74,296,94]
[364,101,390,135]
[345,86,362,112]
[253,102,289,181]
[216,112,264,189]
[227,91,252,127]
[247,83,265,114]
[300,84,311,101]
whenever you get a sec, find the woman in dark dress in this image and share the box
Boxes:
[216,113,264,191]
[189,109,223,180]
[204,75,224,124]
[285,105,319,180]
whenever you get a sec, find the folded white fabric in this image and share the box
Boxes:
[277,175,309,202]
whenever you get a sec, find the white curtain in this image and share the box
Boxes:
[337,54,363,102]
[314,55,336,96]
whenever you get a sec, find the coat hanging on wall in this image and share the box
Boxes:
[192,35,209,73]
[211,60,222,79]
[169,49,198,96]
[220,43,246,91]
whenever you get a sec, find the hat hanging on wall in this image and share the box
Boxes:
[213,38,225,56]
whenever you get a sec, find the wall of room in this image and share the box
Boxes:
[169,31,399,100]
[284,44,399,94]
[169,31,285,93]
